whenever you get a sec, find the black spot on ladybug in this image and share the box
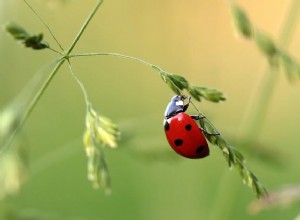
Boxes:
[196,146,205,153]
[185,124,192,131]
[174,139,183,146]
[164,121,170,131]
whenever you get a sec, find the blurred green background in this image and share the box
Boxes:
[1,0,300,219]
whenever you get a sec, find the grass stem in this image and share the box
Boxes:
[23,0,64,52]
[242,0,300,142]
[1,0,105,153]
[209,0,300,219]
[67,0,103,55]
[70,52,164,72]
[1,59,65,153]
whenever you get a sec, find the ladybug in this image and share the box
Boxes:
[163,95,209,159]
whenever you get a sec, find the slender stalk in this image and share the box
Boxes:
[69,52,164,72]
[242,0,300,142]
[278,0,300,48]
[47,47,64,55]
[23,59,65,126]
[242,66,278,145]
[1,0,106,153]
[67,60,91,108]
[207,170,241,220]
[66,0,103,55]
[209,1,300,219]
[1,58,65,153]
[23,0,64,52]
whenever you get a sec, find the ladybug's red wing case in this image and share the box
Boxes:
[164,113,209,159]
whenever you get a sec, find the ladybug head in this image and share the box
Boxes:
[164,95,188,118]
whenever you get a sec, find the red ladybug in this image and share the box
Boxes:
[163,95,209,159]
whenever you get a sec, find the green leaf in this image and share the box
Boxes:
[231,5,253,38]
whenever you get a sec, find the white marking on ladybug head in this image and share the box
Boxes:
[175,100,183,106]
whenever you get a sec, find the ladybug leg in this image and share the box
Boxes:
[182,97,191,112]
[190,115,204,120]
[190,115,206,121]
[200,128,220,136]
[191,115,220,136]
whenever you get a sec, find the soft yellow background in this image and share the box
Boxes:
[1,0,300,219]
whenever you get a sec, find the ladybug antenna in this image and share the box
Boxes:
[182,95,188,99]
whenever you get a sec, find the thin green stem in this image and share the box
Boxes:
[278,0,300,48]
[69,52,164,72]
[1,58,65,154]
[47,47,64,56]
[67,60,91,108]
[207,170,241,220]
[66,0,103,55]
[209,1,300,219]
[242,0,300,142]
[24,59,65,124]
[1,0,105,153]
[23,0,64,52]
[242,66,279,145]
[70,56,157,116]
